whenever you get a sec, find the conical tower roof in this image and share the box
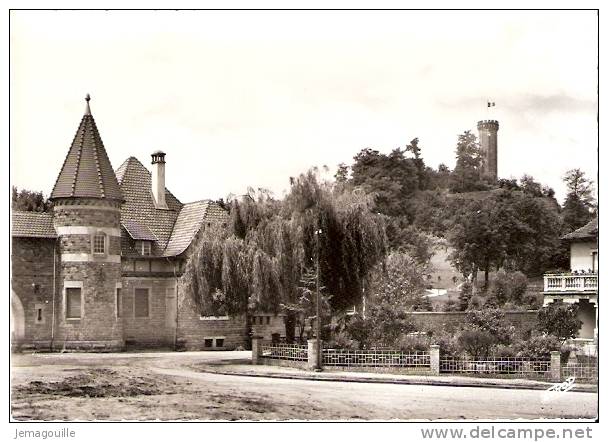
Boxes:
[50,95,123,201]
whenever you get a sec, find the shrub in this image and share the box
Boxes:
[396,334,430,352]
[330,331,356,349]
[493,344,517,358]
[457,329,497,359]
[515,335,561,359]
[432,332,460,358]
[490,270,528,305]
[458,281,472,311]
[464,308,514,345]
[537,303,582,343]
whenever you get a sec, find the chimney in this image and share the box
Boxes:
[151,151,168,209]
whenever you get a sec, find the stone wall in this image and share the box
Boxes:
[408,310,539,337]
[11,237,56,349]
[121,276,177,348]
[176,284,248,350]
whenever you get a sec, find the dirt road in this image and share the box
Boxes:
[11,351,597,421]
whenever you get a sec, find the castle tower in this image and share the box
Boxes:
[477,119,499,181]
[50,95,125,350]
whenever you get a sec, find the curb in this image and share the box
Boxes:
[195,366,597,393]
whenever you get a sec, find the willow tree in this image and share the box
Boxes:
[181,169,388,337]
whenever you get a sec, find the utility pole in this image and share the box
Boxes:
[315,221,322,371]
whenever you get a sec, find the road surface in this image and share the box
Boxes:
[10,351,597,421]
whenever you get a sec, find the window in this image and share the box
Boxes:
[134,288,149,317]
[266,316,270,325]
[116,288,122,318]
[66,288,82,319]
[93,233,106,254]
[215,338,224,348]
[138,241,152,256]
[204,338,213,348]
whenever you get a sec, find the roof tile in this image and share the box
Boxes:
[12,211,57,238]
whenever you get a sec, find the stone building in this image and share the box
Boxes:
[11,96,285,351]
[477,119,499,181]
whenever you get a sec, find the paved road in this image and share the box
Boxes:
[11,351,597,420]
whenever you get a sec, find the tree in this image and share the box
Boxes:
[182,169,388,337]
[537,303,582,344]
[447,189,563,282]
[450,131,485,193]
[12,186,52,212]
[562,169,596,231]
[458,281,473,311]
[334,163,350,183]
[367,251,429,311]
[350,147,419,216]
[405,137,427,190]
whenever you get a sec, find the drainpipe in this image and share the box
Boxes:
[50,239,57,351]
[166,256,179,350]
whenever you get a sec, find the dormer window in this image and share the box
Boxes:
[93,232,106,254]
[137,240,152,256]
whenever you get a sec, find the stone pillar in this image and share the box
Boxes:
[430,344,440,375]
[251,336,262,365]
[308,339,322,371]
[550,351,561,382]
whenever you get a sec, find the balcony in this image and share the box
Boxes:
[544,273,598,293]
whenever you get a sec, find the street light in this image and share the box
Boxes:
[314,226,322,371]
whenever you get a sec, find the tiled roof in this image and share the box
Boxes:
[50,98,123,201]
[562,218,598,241]
[11,211,57,238]
[122,219,158,241]
[163,200,229,257]
[116,156,229,257]
[115,156,182,255]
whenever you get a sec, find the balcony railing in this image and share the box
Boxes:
[544,273,597,293]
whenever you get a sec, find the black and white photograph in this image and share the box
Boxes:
[6,5,601,434]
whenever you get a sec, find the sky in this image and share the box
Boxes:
[9,10,598,205]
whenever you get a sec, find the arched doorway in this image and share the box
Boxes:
[11,292,25,344]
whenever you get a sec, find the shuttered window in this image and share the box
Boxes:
[134,288,149,317]
[66,288,82,319]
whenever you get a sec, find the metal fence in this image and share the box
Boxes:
[260,343,308,361]
[322,349,430,369]
[561,362,598,383]
[440,357,552,379]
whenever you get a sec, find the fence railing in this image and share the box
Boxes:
[260,343,308,361]
[440,357,552,379]
[322,349,430,368]
[561,362,598,383]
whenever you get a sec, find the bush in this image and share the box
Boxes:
[396,334,430,352]
[490,270,528,305]
[457,329,497,359]
[458,281,472,311]
[464,308,514,345]
[537,303,582,343]
[432,332,460,358]
[330,331,357,349]
[515,335,561,359]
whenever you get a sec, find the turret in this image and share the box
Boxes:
[477,119,499,181]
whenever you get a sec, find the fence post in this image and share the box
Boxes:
[308,339,323,371]
[550,351,561,382]
[251,336,262,365]
[430,344,440,375]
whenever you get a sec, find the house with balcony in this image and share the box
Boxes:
[543,218,597,354]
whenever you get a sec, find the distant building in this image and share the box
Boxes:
[477,119,499,181]
[543,218,598,355]
[11,96,284,351]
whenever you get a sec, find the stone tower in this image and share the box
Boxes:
[477,119,499,181]
[50,95,125,350]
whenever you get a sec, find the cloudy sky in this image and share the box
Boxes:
[10,10,598,205]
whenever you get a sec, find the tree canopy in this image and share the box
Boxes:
[182,170,388,320]
[12,186,52,212]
